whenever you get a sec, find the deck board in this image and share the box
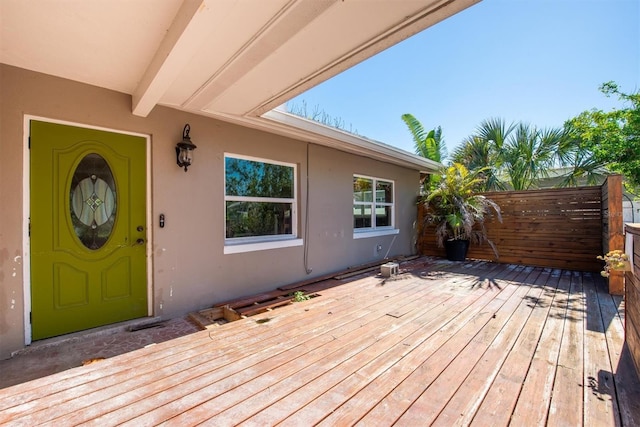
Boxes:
[547,271,586,426]
[324,265,526,426]
[583,272,621,426]
[508,269,572,426]
[1,258,639,426]
[432,268,561,426]
[394,267,547,426]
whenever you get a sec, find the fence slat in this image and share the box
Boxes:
[417,179,623,274]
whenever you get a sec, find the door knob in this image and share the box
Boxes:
[136,238,145,245]
[137,226,144,232]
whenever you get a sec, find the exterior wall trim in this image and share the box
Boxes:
[353,229,400,239]
[223,238,304,254]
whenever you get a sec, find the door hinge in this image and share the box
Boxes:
[28,137,31,149]
[28,218,31,237]
[30,312,32,324]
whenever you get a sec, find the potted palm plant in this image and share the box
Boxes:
[422,163,502,261]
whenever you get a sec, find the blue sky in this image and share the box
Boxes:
[287,0,640,158]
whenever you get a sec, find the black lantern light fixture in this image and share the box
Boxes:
[176,124,197,172]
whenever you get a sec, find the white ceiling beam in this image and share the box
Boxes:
[132,0,216,117]
[183,0,338,113]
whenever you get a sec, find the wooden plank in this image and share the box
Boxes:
[583,272,620,426]
[115,271,461,426]
[223,305,242,322]
[276,290,498,425]
[626,229,640,377]
[51,268,446,426]
[352,267,536,425]
[187,310,216,330]
[316,266,530,426]
[207,263,510,426]
[510,269,573,425]
[605,175,624,252]
[207,289,470,426]
[398,268,550,426]
[278,257,403,291]
[1,274,429,423]
[596,273,640,426]
[547,271,585,426]
[235,297,293,316]
[0,319,258,411]
[1,259,636,427]
[432,268,561,426]
[264,266,515,427]
[214,290,288,309]
[3,271,420,409]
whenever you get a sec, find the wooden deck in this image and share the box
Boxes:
[2,257,640,426]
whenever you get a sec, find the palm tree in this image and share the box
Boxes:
[402,114,447,191]
[451,135,505,191]
[401,114,447,163]
[452,118,587,191]
[557,122,610,186]
[500,123,559,190]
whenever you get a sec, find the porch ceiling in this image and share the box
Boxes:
[0,0,477,170]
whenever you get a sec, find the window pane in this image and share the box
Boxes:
[353,204,372,228]
[226,202,292,238]
[376,180,393,203]
[375,205,392,227]
[225,157,293,198]
[353,177,373,202]
[70,153,116,250]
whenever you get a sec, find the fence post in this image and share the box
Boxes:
[603,174,624,295]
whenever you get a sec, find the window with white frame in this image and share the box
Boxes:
[353,175,394,231]
[225,154,297,243]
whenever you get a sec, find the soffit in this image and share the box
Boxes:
[0,0,478,167]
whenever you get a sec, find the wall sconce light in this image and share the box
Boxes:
[176,124,197,172]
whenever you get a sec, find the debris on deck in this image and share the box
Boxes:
[188,255,419,329]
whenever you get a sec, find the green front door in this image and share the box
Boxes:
[30,121,148,340]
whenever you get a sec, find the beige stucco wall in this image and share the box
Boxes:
[0,64,420,359]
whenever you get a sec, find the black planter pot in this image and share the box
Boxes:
[444,239,470,261]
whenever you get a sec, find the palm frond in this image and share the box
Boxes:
[401,113,427,154]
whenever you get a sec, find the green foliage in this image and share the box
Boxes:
[422,163,502,254]
[226,158,293,198]
[401,113,447,191]
[597,249,631,278]
[564,81,640,191]
[225,157,294,238]
[401,113,447,162]
[450,135,504,191]
[452,118,600,191]
[292,291,310,302]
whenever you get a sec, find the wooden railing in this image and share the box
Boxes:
[625,224,640,377]
[417,175,624,291]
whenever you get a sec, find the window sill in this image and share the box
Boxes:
[224,238,303,254]
[353,229,400,239]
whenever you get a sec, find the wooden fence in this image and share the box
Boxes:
[625,224,640,377]
[417,175,623,278]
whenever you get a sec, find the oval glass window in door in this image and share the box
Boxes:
[70,153,117,250]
